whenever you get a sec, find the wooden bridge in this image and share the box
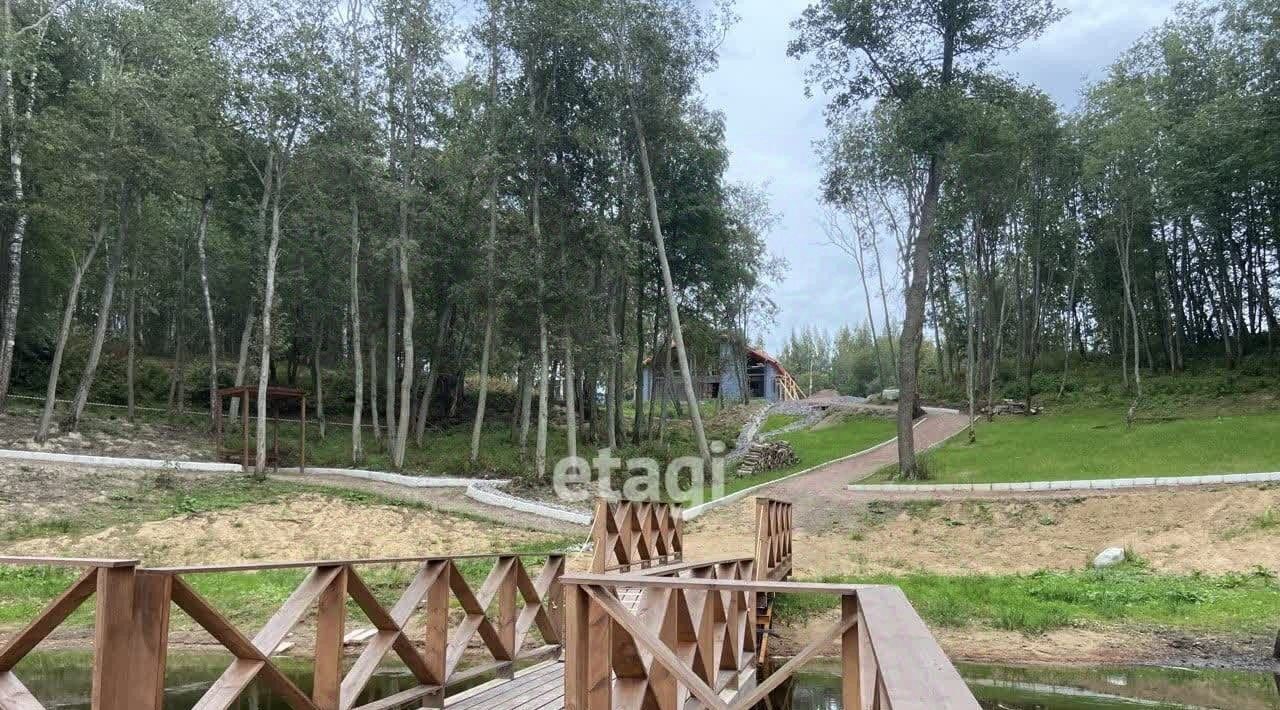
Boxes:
[0,498,979,709]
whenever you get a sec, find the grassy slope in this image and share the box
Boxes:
[776,566,1280,636]
[723,415,896,496]
[895,410,1280,484]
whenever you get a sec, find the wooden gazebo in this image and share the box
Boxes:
[216,385,307,472]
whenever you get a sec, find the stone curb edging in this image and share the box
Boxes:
[464,481,594,526]
[0,446,593,526]
[0,448,243,473]
[680,418,930,522]
[303,466,505,489]
[846,471,1280,494]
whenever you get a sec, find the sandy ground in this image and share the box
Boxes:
[687,483,1280,576]
[3,493,562,564]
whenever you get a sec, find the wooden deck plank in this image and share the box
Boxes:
[443,659,562,709]
[448,663,563,710]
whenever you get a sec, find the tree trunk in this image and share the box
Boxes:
[961,233,977,444]
[414,303,450,443]
[393,222,414,469]
[895,157,943,477]
[852,226,887,387]
[34,217,107,442]
[0,5,47,413]
[631,278,645,444]
[605,282,619,450]
[312,340,326,439]
[1058,230,1081,399]
[370,338,381,441]
[629,104,711,469]
[192,189,218,427]
[66,181,132,431]
[228,306,255,418]
[349,194,364,463]
[518,353,533,454]
[563,334,578,464]
[986,281,1010,423]
[535,307,550,479]
[471,0,501,463]
[385,251,398,438]
[126,253,137,422]
[870,232,898,379]
[255,172,283,474]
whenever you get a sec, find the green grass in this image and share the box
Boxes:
[722,415,895,496]
[0,534,579,631]
[774,567,1280,636]
[879,410,1280,484]
[759,413,802,434]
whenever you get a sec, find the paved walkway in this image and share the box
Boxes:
[743,410,968,530]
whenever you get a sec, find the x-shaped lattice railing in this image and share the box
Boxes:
[591,500,683,573]
[0,554,564,710]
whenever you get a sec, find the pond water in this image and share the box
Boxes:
[12,651,1280,709]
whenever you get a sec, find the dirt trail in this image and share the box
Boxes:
[687,411,967,560]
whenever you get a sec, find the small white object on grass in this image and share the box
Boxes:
[1092,547,1126,569]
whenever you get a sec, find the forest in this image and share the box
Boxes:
[0,0,779,475]
[784,0,1280,474]
[2,0,1278,482]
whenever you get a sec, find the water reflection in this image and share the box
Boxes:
[768,661,1280,710]
[12,651,1280,709]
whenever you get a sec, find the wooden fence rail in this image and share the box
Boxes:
[561,571,980,710]
[753,498,792,582]
[590,500,683,573]
[0,553,565,710]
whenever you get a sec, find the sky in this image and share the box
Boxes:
[699,0,1179,354]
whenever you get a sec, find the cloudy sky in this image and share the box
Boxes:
[699,0,1178,354]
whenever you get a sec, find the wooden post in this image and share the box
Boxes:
[300,395,307,473]
[241,390,249,470]
[564,582,607,710]
[129,572,171,710]
[497,555,517,677]
[841,594,861,710]
[590,499,609,573]
[92,565,137,710]
[422,561,450,688]
[313,566,346,710]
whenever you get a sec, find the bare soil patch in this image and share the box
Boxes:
[775,608,1278,672]
[3,493,559,564]
[686,485,1280,575]
[0,406,213,461]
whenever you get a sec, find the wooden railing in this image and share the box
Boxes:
[753,498,793,581]
[0,553,565,710]
[561,572,980,710]
[590,500,683,573]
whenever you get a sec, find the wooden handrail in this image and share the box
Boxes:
[753,497,793,581]
[589,499,684,573]
[0,553,567,710]
[562,570,980,709]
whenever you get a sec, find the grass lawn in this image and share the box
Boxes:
[722,415,896,496]
[775,566,1280,635]
[759,413,803,434]
[878,410,1280,484]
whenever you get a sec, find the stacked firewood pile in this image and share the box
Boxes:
[980,399,1041,416]
[736,441,799,477]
